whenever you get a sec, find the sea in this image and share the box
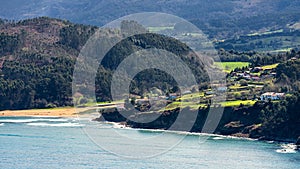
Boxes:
[0,116,299,169]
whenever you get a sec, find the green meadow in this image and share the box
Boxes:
[215,62,250,73]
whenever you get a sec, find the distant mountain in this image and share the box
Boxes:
[1,0,300,39]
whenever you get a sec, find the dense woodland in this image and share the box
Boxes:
[0,17,95,109]
[0,17,208,109]
[97,32,208,100]
[218,49,300,66]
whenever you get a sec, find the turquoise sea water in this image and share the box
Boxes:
[0,116,299,169]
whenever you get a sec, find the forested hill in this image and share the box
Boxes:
[0,17,97,110]
[0,17,208,110]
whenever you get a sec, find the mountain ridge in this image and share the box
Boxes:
[1,0,300,39]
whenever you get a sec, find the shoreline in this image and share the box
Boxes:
[1,107,298,145]
[131,124,298,144]
[97,108,300,145]
[94,121,299,146]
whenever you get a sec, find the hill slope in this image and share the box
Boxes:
[0,17,209,110]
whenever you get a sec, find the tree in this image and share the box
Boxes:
[239,79,248,86]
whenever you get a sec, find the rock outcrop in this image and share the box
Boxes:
[96,105,262,135]
[296,136,300,150]
[95,103,299,143]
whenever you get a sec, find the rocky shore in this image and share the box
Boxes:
[95,103,300,145]
[296,137,300,150]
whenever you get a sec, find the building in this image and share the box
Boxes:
[251,67,263,73]
[205,91,215,95]
[217,87,227,92]
[289,57,298,61]
[260,92,285,101]
[136,99,150,105]
[167,93,178,100]
[251,76,260,81]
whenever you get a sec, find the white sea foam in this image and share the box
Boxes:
[87,122,255,141]
[113,123,126,129]
[0,118,69,123]
[131,128,256,141]
[99,121,129,129]
[212,137,224,140]
[0,123,4,126]
[0,119,41,123]
[276,149,297,154]
[276,144,297,154]
[42,119,69,122]
[27,122,85,127]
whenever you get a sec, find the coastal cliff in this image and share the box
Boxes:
[95,104,282,140]
[95,101,299,143]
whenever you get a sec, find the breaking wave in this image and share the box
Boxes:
[26,122,85,127]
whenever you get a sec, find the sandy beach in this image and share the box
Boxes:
[0,107,98,117]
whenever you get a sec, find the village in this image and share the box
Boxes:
[96,61,289,112]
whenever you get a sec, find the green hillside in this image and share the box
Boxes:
[0,17,209,110]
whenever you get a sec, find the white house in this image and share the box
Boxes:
[260,92,285,101]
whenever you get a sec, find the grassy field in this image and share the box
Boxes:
[262,63,279,70]
[179,92,205,101]
[269,47,294,53]
[220,100,256,107]
[246,29,283,36]
[215,62,250,73]
[229,85,248,89]
[164,101,206,110]
[163,99,257,110]
[81,100,124,107]
[147,26,174,32]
